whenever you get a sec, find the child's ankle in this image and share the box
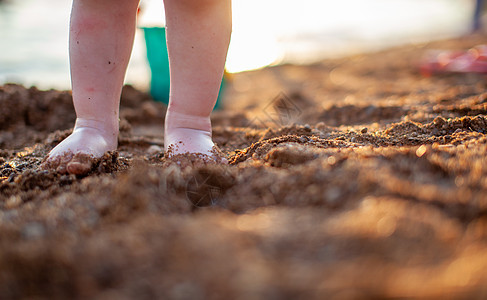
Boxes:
[73,117,119,148]
[164,109,212,133]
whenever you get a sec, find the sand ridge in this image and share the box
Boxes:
[0,34,487,299]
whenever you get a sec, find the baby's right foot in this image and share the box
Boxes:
[41,119,118,175]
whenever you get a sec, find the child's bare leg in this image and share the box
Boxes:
[43,0,139,174]
[163,0,232,158]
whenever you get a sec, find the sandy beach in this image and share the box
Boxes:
[1,33,487,299]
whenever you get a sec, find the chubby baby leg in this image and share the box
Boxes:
[163,0,231,160]
[43,0,138,174]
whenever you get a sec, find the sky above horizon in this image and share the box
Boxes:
[0,0,475,90]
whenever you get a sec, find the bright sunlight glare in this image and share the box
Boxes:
[139,0,472,73]
[0,0,475,89]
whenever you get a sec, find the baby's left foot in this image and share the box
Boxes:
[164,110,226,163]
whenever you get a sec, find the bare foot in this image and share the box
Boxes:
[164,111,226,162]
[165,127,214,155]
[42,119,118,175]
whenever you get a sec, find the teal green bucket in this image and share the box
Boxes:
[142,27,225,109]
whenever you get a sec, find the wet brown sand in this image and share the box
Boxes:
[1,33,487,299]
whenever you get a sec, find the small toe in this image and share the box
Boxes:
[41,153,69,174]
[66,153,94,175]
[66,161,91,175]
[40,160,54,171]
[56,164,68,174]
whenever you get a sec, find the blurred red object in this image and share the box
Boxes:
[420,45,487,76]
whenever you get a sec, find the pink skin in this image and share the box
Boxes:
[164,0,232,157]
[43,0,232,174]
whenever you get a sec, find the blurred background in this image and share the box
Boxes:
[0,0,479,90]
